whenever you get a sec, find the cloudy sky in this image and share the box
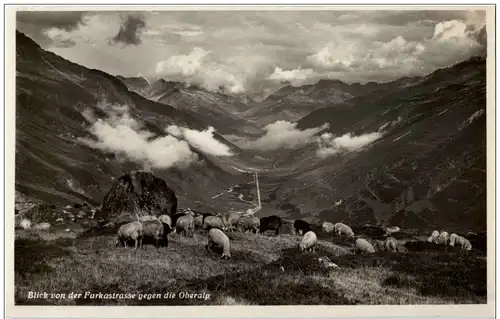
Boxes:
[17,9,487,97]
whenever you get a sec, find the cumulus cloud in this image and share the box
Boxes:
[111,14,146,46]
[43,28,76,48]
[229,120,329,151]
[165,125,183,138]
[316,131,384,158]
[17,11,88,47]
[304,18,485,82]
[18,10,487,96]
[156,47,209,77]
[156,47,246,95]
[79,102,199,170]
[166,125,233,156]
[268,67,317,86]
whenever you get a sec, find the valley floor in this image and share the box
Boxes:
[15,227,486,305]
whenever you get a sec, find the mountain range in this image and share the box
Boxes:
[15,30,487,232]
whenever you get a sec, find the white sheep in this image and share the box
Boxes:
[435,231,449,245]
[221,212,241,232]
[194,215,204,229]
[207,228,231,259]
[158,214,172,228]
[385,226,401,236]
[322,221,335,233]
[335,222,354,237]
[428,230,440,242]
[384,237,399,252]
[355,238,375,254]
[203,216,225,231]
[449,233,472,251]
[299,231,317,252]
[19,218,31,229]
[116,221,143,249]
[176,215,194,237]
[237,216,260,233]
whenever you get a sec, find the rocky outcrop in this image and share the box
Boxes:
[98,171,177,223]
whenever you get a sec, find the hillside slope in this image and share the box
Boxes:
[117,77,260,135]
[243,77,423,126]
[15,31,248,211]
[258,57,487,232]
[14,30,488,233]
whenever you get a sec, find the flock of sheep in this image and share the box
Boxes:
[115,209,256,259]
[427,230,472,251]
[115,209,474,259]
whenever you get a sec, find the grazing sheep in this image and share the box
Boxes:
[294,219,312,236]
[237,216,260,233]
[158,214,172,228]
[449,233,458,245]
[322,221,335,233]
[202,213,215,222]
[299,231,317,252]
[428,230,440,242]
[19,218,31,229]
[435,231,449,245]
[194,215,204,229]
[207,228,231,259]
[157,214,173,236]
[355,238,375,254]
[335,223,354,237]
[372,239,386,252]
[116,221,143,249]
[221,212,241,232]
[385,226,401,236]
[385,237,399,252]
[449,233,472,251]
[171,212,187,231]
[141,219,166,248]
[203,215,226,231]
[33,222,51,231]
[259,215,282,236]
[176,215,195,237]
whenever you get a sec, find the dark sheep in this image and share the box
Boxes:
[468,232,487,252]
[141,220,167,248]
[259,215,282,236]
[293,219,312,236]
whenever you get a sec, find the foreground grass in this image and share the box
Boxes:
[15,228,486,305]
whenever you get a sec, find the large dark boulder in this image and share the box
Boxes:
[98,171,177,223]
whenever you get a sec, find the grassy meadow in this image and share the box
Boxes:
[14,222,486,306]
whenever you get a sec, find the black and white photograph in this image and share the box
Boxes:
[7,4,495,313]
